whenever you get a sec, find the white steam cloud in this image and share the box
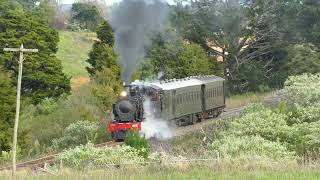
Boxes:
[141,98,174,140]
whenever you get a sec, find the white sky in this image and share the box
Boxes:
[61,0,175,5]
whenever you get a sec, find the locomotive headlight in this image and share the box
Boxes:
[120,91,127,97]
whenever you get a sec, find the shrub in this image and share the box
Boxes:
[52,121,98,150]
[287,103,320,125]
[124,131,150,159]
[20,84,105,150]
[287,121,320,160]
[57,143,144,169]
[230,103,289,142]
[281,73,320,107]
[35,98,59,115]
[212,135,296,161]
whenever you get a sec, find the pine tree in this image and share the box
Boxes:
[86,20,120,77]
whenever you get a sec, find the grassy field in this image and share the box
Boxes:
[57,31,96,88]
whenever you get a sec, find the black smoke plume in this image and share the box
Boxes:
[110,0,168,84]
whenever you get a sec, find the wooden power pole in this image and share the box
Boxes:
[3,44,38,176]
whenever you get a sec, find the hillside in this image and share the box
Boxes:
[56,31,96,88]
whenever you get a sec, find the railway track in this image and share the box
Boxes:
[0,141,123,171]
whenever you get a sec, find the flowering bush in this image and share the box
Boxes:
[229,103,289,142]
[57,143,144,169]
[287,103,320,124]
[52,121,98,150]
[287,121,320,159]
[212,135,296,161]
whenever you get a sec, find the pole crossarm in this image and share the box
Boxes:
[3,44,38,53]
[4,48,38,53]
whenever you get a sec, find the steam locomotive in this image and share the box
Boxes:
[108,85,145,140]
[108,75,226,141]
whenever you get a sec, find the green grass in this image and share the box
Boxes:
[57,31,95,79]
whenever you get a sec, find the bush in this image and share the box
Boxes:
[52,121,98,150]
[57,143,144,169]
[231,103,289,142]
[124,131,150,159]
[20,84,105,150]
[281,73,320,107]
[212,135,296,161]
[287,103,320,125]
[287,121,320,160]
[212,74,320,162]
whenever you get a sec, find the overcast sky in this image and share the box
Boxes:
[61,0,175,5]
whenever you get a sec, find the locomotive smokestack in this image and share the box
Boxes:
[110,0,168,84]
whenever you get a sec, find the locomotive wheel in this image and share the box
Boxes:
[196,114,203,122]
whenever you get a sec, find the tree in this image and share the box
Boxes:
[16,0,39,9]
[92,68,122,114]
[143,34,211,80]
[298,0,320,46]
[286,44,320,75]
[32,0,58,26]
[0,0,70,104]
[71,3,103,31]
[0,68,16,152]
[96,21,114,46]
[171,0,304,92]
[86,21,119,77]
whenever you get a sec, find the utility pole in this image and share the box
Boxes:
[3,44,38,176]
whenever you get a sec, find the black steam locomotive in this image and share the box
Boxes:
[108,85,144,140]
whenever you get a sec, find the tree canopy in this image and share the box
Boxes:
[0,0,70,104]
[86,21,119,77]
[71,3,103,31]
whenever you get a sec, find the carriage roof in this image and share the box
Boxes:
[147,75,224,90]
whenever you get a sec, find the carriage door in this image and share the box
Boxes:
[172,90,176,118]
[201,85,206,112]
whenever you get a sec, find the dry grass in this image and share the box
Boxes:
[226,91,277,109]
[1,161,320,180]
